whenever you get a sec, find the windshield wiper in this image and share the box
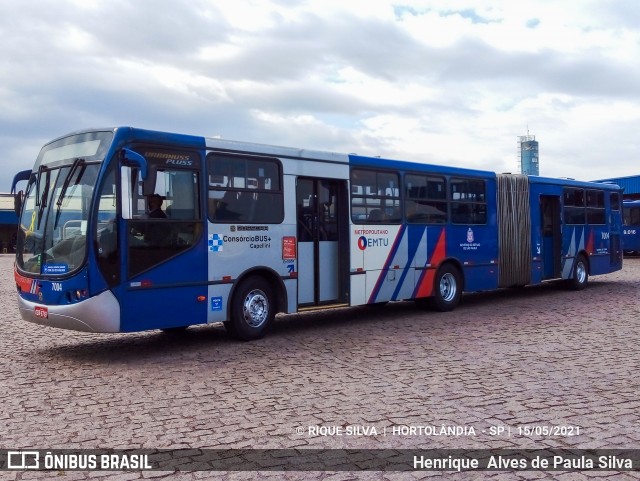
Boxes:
[36,167,50,230]
[54,158,85,229]
[35,165,46,207]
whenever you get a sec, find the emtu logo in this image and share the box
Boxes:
[358,236,389,250]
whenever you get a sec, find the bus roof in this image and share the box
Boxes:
[204,136,349,164]
[529,175,622,191]
[45,128,623,193]
[348,154,496,178]
[112,126,350,164]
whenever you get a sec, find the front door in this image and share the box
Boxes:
[296,178,346,306]
[541,195,562,279]
[118,152,206,332]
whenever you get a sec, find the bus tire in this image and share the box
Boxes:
[414,297,431,309]
[431,263,462,312]
[569,254,589,291]
[226,277,274,341]
[161,326,189,334]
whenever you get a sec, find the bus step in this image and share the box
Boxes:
[298,303,350,312]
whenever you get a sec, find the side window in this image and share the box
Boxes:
[207,154,283,224]
[404,174,447,224]
[450,178,487,224]
[630,207,640,225]
[610,193,620,211]
[563,188,585,224]
[128,149,202,278]
[350,169,401,224]
[586,190,605,224]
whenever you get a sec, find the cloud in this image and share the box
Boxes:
[1,0,640,190]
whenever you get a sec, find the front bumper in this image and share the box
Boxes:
[17,290,121,332]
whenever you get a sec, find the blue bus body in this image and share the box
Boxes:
[13,127,623,340]
[623,200,640,254]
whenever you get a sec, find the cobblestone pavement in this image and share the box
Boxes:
[0,254,639,480]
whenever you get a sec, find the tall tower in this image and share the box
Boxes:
[518,134,539,176]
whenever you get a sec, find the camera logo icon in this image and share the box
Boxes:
[7,451,40,469]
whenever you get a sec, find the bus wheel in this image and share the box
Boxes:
[569,254,589,291]
[432,264,462,312]
[226,277,274,341]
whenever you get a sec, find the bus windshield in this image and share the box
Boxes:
[15,131,112,276]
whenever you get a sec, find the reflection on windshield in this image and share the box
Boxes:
[16,163,100,275]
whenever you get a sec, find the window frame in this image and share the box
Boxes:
[206,153,284,224]
[610,193,620,211]
[586,189,605,225]
[449,177,487,225]
[404,173,448,224]
[350,168,401,224]
[563,187,586,225]
[125,147,203,279]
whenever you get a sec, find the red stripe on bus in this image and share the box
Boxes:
[415,229,446,298]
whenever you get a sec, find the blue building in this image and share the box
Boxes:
[594,175,640,200]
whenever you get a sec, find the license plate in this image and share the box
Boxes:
[34,306,48,319]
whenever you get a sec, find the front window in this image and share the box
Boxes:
[16,132,112,276]
[16,163,100,275]
[16,131,112,276]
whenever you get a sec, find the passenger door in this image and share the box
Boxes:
[541,195,561,279]
[296,178,348,307]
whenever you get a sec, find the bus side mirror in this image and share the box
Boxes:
[121,148,156,195]
[121,149,158,196]
[14,191,23,217]
[11,169,31,194]
[11,169,31,216]
[120,149,157,218]
[121,148,148,179]
[143,165,157,197]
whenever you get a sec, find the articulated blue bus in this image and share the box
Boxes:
[622,200,640,254]
[12,127,623,340]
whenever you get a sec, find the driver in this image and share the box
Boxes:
[147,194,167,219]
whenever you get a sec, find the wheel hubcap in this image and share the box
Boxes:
[576,261,587,284]
[439,273,457,302]
[243,289,269,328]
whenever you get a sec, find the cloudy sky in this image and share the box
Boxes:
[2,0,639,191]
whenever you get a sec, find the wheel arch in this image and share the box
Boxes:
[567,250,590,291]
[438,257,465,292]
[576,250,590,274]
[227,267,287,319]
